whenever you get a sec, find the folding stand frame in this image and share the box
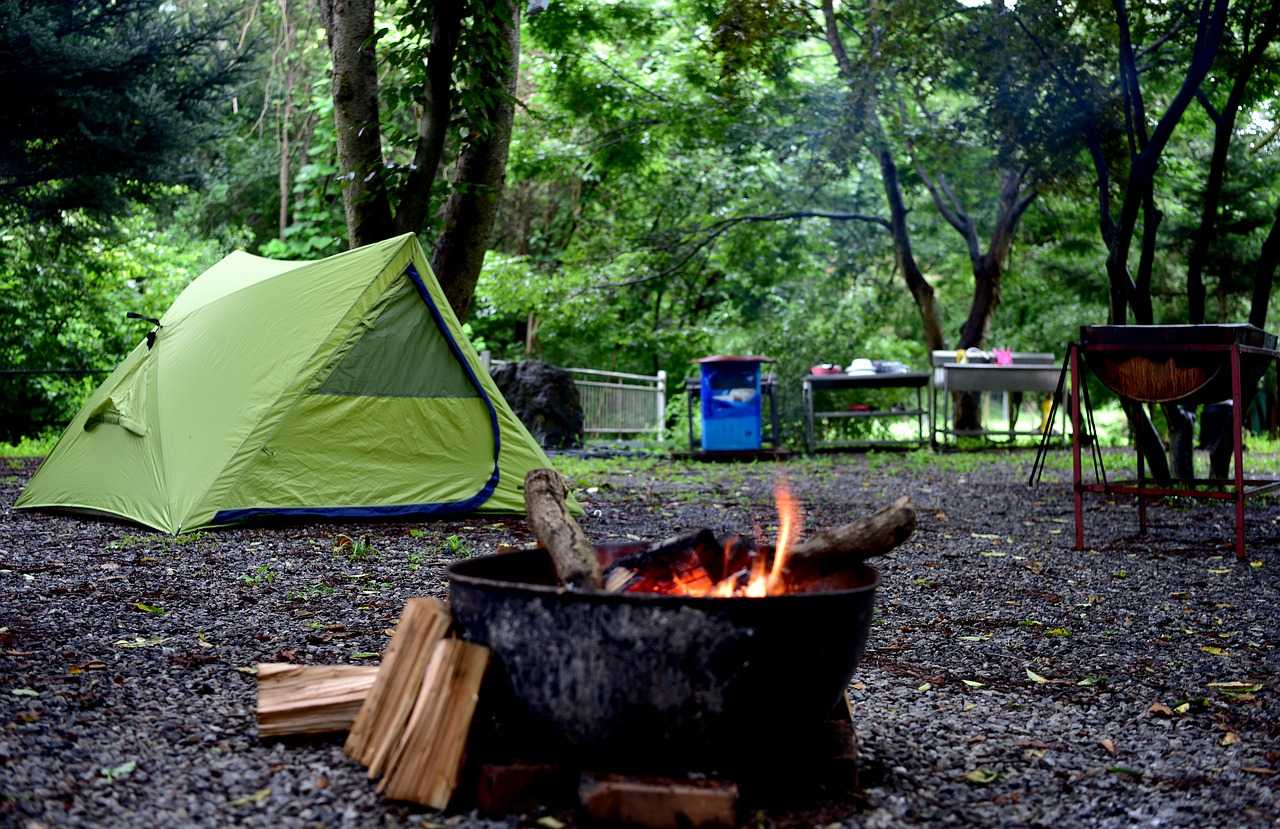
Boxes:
[1065,340,1280,560]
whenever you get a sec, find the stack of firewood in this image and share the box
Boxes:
[256,597,490,809]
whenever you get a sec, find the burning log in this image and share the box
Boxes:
[601,530,728,593]
[602,496,915,597]
[523,468,602,590]
[779,496,915,585]
[256,663,379,737]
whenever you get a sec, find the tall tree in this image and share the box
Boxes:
[820,0,1037,427]
[320,0,518,319]
[0,0,242,225]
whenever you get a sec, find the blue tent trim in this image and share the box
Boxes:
[211,263,502,525]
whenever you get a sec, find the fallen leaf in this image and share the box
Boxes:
[133,602,166,616]
[1250,560,1263,570]
[971,533,1001,540]
[1220,732,1240,746]
[536,818,566,829]
[10,688,38,697]
[960,634,992,642]
[1200,646,1227,656]
[1077,676,1100,687]
[1026,669,1049,684]
[1046,627,1072,637]
[917,682,932,692]
[233,666,257,676]
[1207,681,1262,691]
[114,635,168,649]
[1147,702,1174,717]
[963,768,999,784]
[1099,738,1116,756]
[230,787,272,806]
[1241,767,1276,776]
[1107,766,1143,778]
[196,632,214,649]
[101,760,136,782]
[979,551,1007,558]
[1173,702,1190,714]
[350,651,379,660]
[1112,570,1128,579]
[1207,568,1231,575]
[961,679,985,688]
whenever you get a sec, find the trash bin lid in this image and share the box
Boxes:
[692,355,775,364]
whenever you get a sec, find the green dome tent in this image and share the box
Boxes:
[16,234,570,533]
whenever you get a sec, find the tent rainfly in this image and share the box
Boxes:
[16,234,571,533]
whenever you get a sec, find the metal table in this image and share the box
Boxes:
[802,372,930,452]
[931,363,1067,448]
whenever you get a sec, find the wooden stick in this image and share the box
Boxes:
[523,468,602,589]
[378,639,490,809]
[782,496,915,580]
[256,663,379,738]
[344,597,451,774]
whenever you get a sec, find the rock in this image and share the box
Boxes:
[489,360,584,449]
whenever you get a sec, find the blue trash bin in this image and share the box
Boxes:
[697,356,772,451]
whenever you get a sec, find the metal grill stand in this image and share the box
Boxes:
[1067,329,1280,560]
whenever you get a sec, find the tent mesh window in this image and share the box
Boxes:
[317,278,477,399]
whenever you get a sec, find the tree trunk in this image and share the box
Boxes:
[392,5,463,236]
[1188,5,1278,324]
[1250,199,1280,328]
[322,0,395,247]
[877,148,945,352]
[431,0,520,320]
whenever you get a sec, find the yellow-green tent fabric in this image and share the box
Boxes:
[16,234,566,533]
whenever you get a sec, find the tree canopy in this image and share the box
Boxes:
[2,0,1279,453]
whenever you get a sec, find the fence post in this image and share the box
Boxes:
[655,370,667,442]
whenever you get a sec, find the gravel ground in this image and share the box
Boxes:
[1,449,1278,828]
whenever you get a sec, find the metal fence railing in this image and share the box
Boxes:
[483,355,666,440]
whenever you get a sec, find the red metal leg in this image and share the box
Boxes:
[1071,344,1084,550]
[1231,344,1246,560]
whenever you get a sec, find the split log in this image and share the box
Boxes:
[344,597,451,774]
[579,775,738,829]
[523,468,602,589]
[379,639,490,809]
[256,663,379,738]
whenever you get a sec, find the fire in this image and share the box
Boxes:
[654,479,804,598]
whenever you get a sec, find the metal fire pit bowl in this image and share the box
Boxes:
[1081,324,1277,404]
[447,545,878,764]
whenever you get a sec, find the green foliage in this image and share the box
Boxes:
[0,0,244,225]
[441,534,473,558]
[239,563,277,587]
[0,206,245,440]
[334,534,378,563]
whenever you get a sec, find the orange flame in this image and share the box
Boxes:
[640,480,803,598]
[766,479,802,596]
